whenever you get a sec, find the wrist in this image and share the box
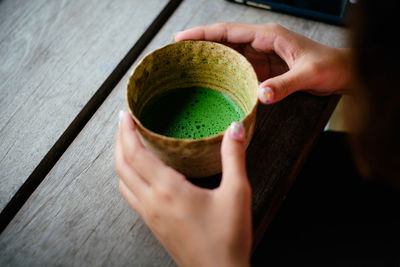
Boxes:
[218,251,250,267]
[179,253,249,267]
[200,252,250,267]
[335,47,354,94]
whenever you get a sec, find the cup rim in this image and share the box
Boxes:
[126,40,258,144]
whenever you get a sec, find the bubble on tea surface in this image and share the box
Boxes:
[139,86,244,139]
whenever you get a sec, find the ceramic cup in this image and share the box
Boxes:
[126,40,258,178]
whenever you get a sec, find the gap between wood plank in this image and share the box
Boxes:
[0,0,184,234]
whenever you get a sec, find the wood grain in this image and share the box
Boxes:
[0,0,170,214]
[0,0,347,266]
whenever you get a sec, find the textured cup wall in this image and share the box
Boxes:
[126,40,258,178]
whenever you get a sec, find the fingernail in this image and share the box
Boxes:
[118,110,124,127]
[229,121,245,142]
[258,86,274,104]
[173,31,183,39]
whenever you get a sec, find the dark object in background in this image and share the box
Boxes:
[252,131,400,266]
[226,0,354,25]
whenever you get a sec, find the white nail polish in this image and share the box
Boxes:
[118,110,124,126]
[229,121,245,141]
[258,87,273,104]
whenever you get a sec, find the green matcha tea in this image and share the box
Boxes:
[140,86,245,139]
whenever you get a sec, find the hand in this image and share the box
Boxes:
[115,111,252,267]
[175,22,352,104]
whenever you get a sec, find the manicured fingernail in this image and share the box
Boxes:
[258,87,274,104]
[229,121,245,141]
[118,110,124,127]
[173,31,183,40]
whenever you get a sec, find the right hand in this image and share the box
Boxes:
[174,22,352,104]
[115,112,252,267]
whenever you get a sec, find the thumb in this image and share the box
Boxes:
[258,67,304,104]
[220,121,249,193]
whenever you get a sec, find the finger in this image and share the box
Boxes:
[174,22,258,44]
[219,122,249,193]
[174,23,299,66]
[115,122,151,200]
[119,111,185,186]
[258,67,306,104]
[119,179,144,215]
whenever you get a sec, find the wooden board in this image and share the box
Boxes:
[0,0,347,266]
[0,0,170,213]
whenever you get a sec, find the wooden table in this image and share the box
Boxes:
[0,0,346,265]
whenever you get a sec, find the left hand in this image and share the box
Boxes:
[175,23,352,104]
[115,111,252,267]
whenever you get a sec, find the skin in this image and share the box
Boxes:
[174,22,352,103]
[116,112,251,267]
[115,23,352,266]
